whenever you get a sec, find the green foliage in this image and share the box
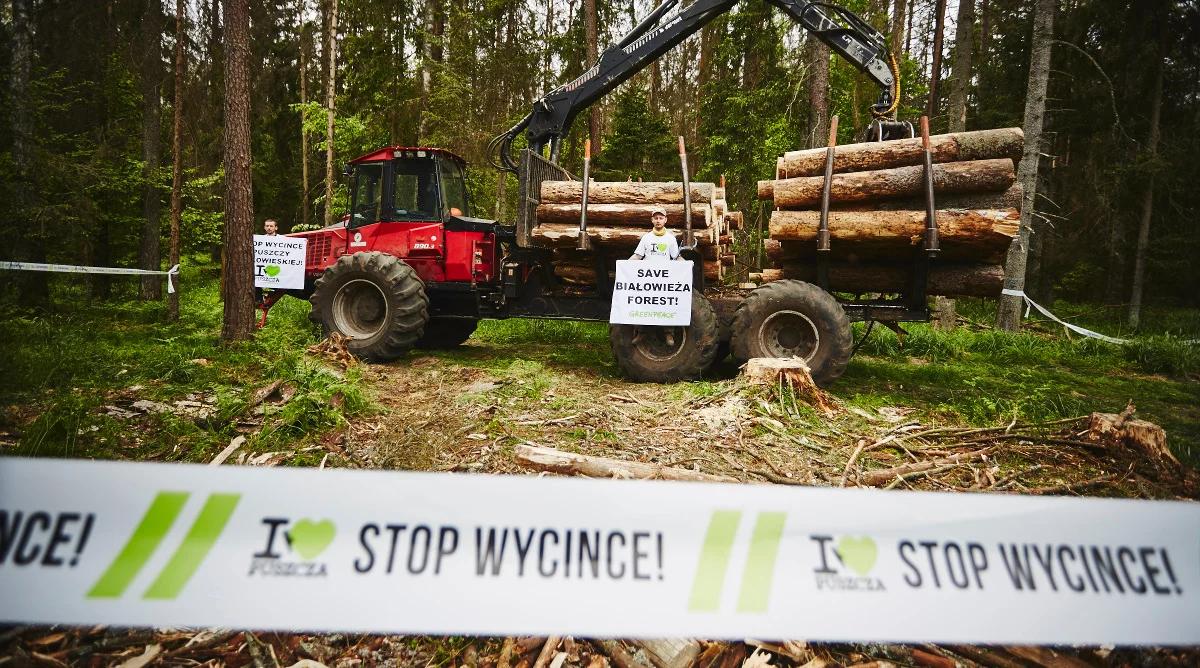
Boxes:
[592,86,677,181]
[0,262,371,463]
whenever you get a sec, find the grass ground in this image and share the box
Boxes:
[1,261,1197,468]
[2,263,1198,666]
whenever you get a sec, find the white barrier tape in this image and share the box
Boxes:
[0,261,180,294]
[1,458,1198,645]
[1000,289,1200,345]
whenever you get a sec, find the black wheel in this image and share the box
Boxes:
[609,295,720,383]
[416,318,478,349]
[309,251,429,362]
[730,280,852,385]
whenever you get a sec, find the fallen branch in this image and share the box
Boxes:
[858,448,993,487]
[515,444,738,483]
[1023,473,1121,496]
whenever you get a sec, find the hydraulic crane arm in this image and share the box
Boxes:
[490,0,898,172]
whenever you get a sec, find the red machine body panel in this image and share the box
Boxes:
[287,146,496,289]
[293,220,496,285]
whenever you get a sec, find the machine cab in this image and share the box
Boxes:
[338,147,494,284]
[347,147,471,228]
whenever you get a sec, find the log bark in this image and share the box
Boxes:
[726,211,743,229]
[769,209,1017,262]
[836,184,1022,212]
[761,158,1016,206]
[777,128,1022,178]
[535,203,710,228]
[771,262,1005,297]
[539,181,714,204]
[515,444,737,482]
[532,224,715,248]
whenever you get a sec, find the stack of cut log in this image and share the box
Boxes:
[754,128,1024,296]
[532,181,743,284]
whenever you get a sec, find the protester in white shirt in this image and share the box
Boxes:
[630,206,682,260]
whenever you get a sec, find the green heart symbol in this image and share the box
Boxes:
[264,265,281,277]
[288,519,336,560]
[835,536,877,576]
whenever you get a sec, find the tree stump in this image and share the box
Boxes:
[740,358,836,416]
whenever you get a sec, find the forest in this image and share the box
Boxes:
[0,0,1197,320]
[3,0,1200,663]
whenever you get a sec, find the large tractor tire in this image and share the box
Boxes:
[415,318,478,349]
[730,280,853,386]
[309,252,429,362]
[609,295,720,383]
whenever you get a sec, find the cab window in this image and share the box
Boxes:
[391,157,441,220]
[349,162,384,228]
[438,156,469,218]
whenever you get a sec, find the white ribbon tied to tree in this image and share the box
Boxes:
[1001,289,1197,345]
[0,262,181,294]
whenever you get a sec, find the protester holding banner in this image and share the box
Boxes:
[630,206,682,261]
[256,219,283,306]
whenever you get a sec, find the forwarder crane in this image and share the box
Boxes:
[271,0,923,385]
[489,0,907,173]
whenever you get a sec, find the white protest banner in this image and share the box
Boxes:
[2,457,1198,645]
[254,235,307,289]
[610,260,693,326]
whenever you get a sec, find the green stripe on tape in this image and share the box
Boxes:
[143,493,240,600]
[688,510,742,612]
[87,492,189,598]
[736,512,787,613]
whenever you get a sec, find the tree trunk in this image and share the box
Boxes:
[140,0,164,300]
[10,0,47,307]
[323,0,338,226]
[764,158,1016,207]
[584,0,599,155]
[768,262,1004,297]
[418,0,445,141]
[926,0,948,121]
[535,203,711,228]
[299,13,310,228]
[222,0,256,342]
[540,181,715,204]
[905,0,914,55]
[807,37,830,148]
[835,184,1023,212]
[1127,18,1165,330]
[939,0,975,329]
[979,0,991,62]
[169,0,186,321]
[996,0,1055,331]
[947,0,975,134]
[891,0,907,51]
[776,127,1022,178]
[90,221,112,300]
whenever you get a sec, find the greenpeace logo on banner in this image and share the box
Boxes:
[88,492,239,600]
[610,260,693,326]
[812,535,886,592]
[250,518,336,577]
[254,235,307,289]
